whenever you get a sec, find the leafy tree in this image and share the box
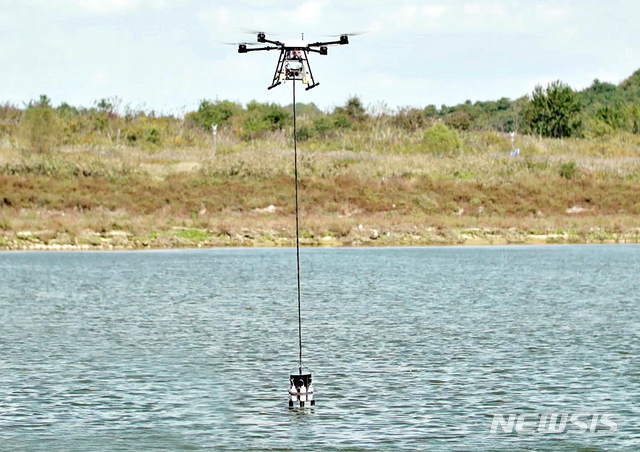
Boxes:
[444,110,473,131]
[596,105,627,130]
[333,96,367,123]
[581,79,618,108]
[619,68,640,99]
[424,104,438,118]
[393,107,427,131]
[496,97,511,111]
[26,94,52,109]
[240,101,291,140]
[187,99,242,130]
[57,102,80,116]
[246,101,290,129]
[95,97,120,117]
[440,104,453,116]
[523,81,582,138]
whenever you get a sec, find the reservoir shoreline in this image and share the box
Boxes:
[2,227,639,251]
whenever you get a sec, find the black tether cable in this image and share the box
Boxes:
[293,79,303,374]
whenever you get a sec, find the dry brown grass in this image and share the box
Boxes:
[2,132,640,249]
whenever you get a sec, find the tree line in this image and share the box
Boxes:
[1,68,639,153]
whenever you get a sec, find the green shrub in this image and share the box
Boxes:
[144,127,161,145]
[332,113,352,129]
[520,156,550,172]
[312,115,334,137]
[296,124,313,142]
[21,107,60,153]
[125,129,138,144]
[583,117,615,138]
[0,103,21,137]
[187,99,242,130]
[559,161,580,179]
[247,101,290,128]
[177,229,210,241]
[240,101,291,140]
[241,109,269,140]
[419,123,461,155]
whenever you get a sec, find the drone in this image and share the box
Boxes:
[236,30,355,409]
[237,32,351,91]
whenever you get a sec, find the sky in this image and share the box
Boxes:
[1,0,640,114]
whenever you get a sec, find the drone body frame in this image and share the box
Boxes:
[238,32,349,90]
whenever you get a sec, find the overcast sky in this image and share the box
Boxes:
[1,0,639,113]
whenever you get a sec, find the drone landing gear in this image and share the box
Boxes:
[271,78,318,91]
[270,49,319,91]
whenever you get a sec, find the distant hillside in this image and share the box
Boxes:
[431,67,640,137]
[581,69,640,108]
[619,68,640,100]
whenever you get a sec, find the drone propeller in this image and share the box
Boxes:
[223,41,261,46]
[243,29,279,36]
[327,31,366,37]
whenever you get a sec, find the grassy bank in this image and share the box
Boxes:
[2,130,640,250]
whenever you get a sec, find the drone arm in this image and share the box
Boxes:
[308,40,340,47]
[308,35,349,47]
[239,45,280,53]
[263,38,284,46]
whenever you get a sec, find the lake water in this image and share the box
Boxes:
[1,246,639,451]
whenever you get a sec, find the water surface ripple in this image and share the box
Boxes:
[1,246,639,450]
